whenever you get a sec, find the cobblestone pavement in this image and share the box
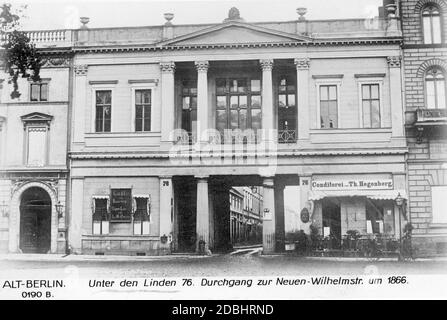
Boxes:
[1,253,446,278]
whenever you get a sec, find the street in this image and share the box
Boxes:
[1,252,446,278]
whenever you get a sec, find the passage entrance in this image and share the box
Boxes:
[19,187,52,253]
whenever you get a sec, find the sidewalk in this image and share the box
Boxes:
[0,253,214,263]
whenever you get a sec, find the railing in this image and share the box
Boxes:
[278,130,297,144]
[0,30,70,46]
[417,108,447,123]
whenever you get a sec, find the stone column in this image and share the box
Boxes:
[159,176,173,249]
[160,62,176,145]
[260,59,274,143]
[73,65,88,144]
[262,177,276,254]
[295,58,310,139]
[195,61,210,143]
[275,182,285,252]
[196,176,210,252]
[387,56,404,137]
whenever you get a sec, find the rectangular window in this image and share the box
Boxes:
[110,188,132,221]
[133,197,150,235]
[27,127,46,166]
[30,83,48,102]
[135,89,151,132]
[95,90,112,132]
[319,85,338,129]
[361,84,381,128]
[432,186,447,223]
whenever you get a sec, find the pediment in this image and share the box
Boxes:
[161,21,310,47]
[21,112,53,125]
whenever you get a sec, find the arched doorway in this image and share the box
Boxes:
[19,187,52,253]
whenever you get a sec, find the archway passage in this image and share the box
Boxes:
[19,187,52,253]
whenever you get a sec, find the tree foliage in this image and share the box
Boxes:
[1,3,41,99]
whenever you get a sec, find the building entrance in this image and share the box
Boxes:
[19,187,52,253]
[322,199,342,249]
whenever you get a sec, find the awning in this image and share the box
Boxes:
[92,195,109,199]
[308,189,407,201]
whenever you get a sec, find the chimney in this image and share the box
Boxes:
[163,13,174,40]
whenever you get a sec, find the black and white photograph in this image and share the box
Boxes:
[0,0,446,305]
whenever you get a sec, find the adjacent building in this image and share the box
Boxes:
[400,0,447,256]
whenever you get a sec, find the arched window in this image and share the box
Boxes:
[425,67,446,109]
[422,5,442,44]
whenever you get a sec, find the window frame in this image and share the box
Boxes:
[424,66,447,109]
[29,79,50,102]
[431,185,447,224]
[91,85,115,133]
[421,4,443,44]
[357,79,384,128]
[92,195,110,235]
[315,80,342,129]
[277,74,297,132]
[130,83,157,132]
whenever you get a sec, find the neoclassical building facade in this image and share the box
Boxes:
[0,3,419,256]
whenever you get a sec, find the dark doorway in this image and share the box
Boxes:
[322,198,341,250]
[174,178,197,252]
[19,187,51,253]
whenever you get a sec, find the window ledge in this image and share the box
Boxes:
[310,127,392,134]
[85,131,161,138]
[429,223,447,229]
[4,101,68,106]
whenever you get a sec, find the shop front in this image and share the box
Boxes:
[307,175,408,254]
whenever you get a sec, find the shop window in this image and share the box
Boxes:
[319,85,338,129]
[30,81,49,102]
[133,196,151,235]
[422,5,442,44]
[135,89,152,132]
[361,84,381,128]
[92,197,110,235]
[425,67,446,109]
[365,199,395,235]
[432,186,447,223]
[95,90,112,132]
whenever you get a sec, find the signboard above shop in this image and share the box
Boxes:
[311,178,393,190]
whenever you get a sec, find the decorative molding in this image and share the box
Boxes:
[89,80,118,85]
[294,58,310,70]
[312,74,344,79]
[354,73,386,78]
[10,178,59,199]
[416,58,447,77]
[387,56,401,68]
[20,112,53,129]
[194,60,209,73]
[40,56,70,68]
[128,79,159,84]
[259,59,274,71]
[74,64,88,76]
[159,61,176,73]
[414,0,447,12]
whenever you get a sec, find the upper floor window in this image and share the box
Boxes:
[319,85,338,129]
[20,112,52,167]
[181,80,197,134]
[277,75,297,143]
[216,78,262,135]
[422,5,442,44]
[361,84,381,128]
[95,90,111,132]
[425,67,446,109]
[135,89,151,132]
[30,82,48,102]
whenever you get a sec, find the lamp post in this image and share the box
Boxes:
[55,201,64,219]
[0,200,9,218]
[395,193,404,259]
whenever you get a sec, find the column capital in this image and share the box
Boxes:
[387,56,401,68]
[160,61,176,73]
[261,176,275,187]
[294,58,310,70]
[194,60,209,73]
[260,59,274,71]
[159,175,173,180]
[195,175,209,181]
[74,65,88,76]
